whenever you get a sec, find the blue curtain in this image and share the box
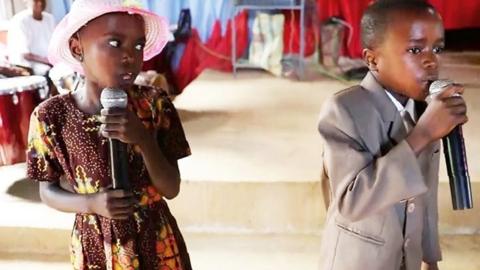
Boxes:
[144,0,234,42]
[47,0,73,24]
[47,0,236,69]
[49,0,234,42]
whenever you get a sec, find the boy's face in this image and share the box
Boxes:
[70,13,146,90]
[368,10,445,101]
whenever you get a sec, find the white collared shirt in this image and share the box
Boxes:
[385,90,416,130]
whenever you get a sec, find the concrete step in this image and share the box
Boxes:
[169,180,480,234]
[169,177,324,234]
[3,163,479,235]
[3,155,480,240]
[1,231,480,270]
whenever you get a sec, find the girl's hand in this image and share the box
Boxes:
[100,108,150,145]
[422,262,439,270]
[87,189,136,220]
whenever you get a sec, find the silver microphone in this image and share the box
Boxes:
[100,88,130,190]
[429,80,472,210]
[100,88,128,109]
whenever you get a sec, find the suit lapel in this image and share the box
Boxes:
[359,73,431,146]
[388,113,407,145]
[360,73,406,146]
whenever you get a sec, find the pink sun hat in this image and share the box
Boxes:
[48,0,170,74]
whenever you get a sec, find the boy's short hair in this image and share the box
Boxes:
[361,0,437,49]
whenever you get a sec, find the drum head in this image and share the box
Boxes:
[0,76,47,95]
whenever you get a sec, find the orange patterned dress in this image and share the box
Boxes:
[26,85,192,270]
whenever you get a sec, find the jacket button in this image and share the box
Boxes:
[404,238,410,248]
[407,203,415,213]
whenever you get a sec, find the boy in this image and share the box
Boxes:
[318,1,468,270]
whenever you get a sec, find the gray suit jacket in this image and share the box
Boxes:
[318,73,442,270]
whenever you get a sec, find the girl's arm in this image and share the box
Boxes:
[100,107,183,200]
[39,181,136,220]
[422,262,439,270]
[137,133,181,199]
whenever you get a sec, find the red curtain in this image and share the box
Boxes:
[429,0,480,30]
[282,9,318,57]
[315,0,480,58]
[316,0,372,58]
[174,11,249,91]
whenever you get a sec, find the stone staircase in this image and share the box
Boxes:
[2,57,480,269]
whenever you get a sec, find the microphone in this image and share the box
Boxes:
[429,80,473,210]
[100,88,130,190]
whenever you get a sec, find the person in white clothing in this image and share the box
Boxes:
[7,0,55,75]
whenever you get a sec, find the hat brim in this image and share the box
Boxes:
[48,7,170,75]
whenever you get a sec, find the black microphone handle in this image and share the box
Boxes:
[109,138,130,190]
[442,125,473,210]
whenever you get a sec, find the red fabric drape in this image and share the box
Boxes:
[315,0,480,58]
[282,10,318,56]
[316,0,372,58]
[429,0,480,30]
[175,11,249,90]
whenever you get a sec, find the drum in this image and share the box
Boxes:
[0,76,48,165]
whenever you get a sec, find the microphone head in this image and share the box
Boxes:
[429,79,454,96]
[100,88,128,109]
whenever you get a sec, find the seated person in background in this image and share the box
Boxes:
[7,0,55,76]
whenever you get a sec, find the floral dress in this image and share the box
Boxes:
[26,85,192,270]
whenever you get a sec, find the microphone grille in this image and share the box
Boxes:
[100,88,128,109]
[429,79,454,96]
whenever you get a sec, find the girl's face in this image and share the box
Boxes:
[70,12,146,90]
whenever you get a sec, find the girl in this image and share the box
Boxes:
[26,0,192,269]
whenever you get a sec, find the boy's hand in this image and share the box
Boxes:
[407,84,467,155]
[100,108,150,145]
[87,189,136,220]
[420,83,468,140]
